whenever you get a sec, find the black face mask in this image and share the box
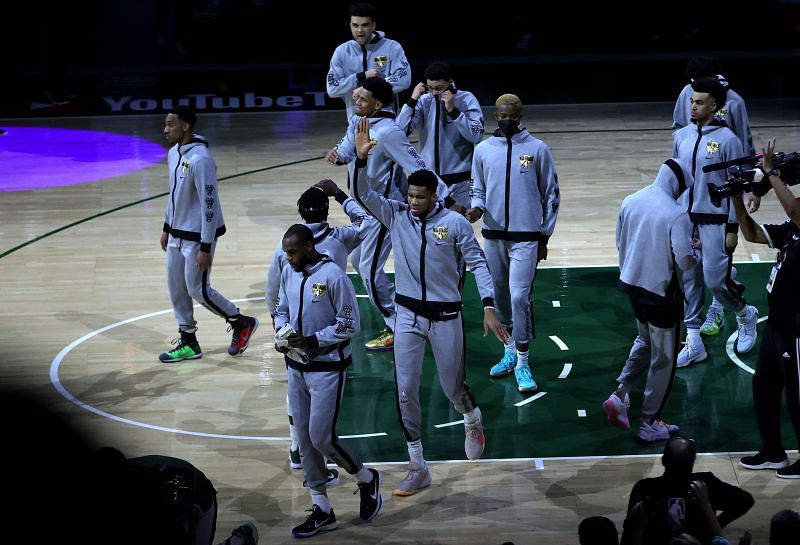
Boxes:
[498,119,520,136]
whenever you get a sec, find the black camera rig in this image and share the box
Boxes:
[703,151,800,207]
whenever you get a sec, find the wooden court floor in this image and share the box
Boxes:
[1,101,799,544]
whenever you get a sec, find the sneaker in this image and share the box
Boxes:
[365,327,394,352]
[289,448,302,470]
[489,351,517,377]
[676,340,707,368]
[700,306,725,336]
[227,521,258,545]
[735,305,759,354]
[776,460,800,479]
[465,412,486,460]
[228,315,259,356]
[159,337,202,363]
[514,364,539,393]
[740,451,790,470]
[355,468,382,521]
[637,419,678,442]
[302,469,340,488]
[291,505,337,538]
[602,393,630,430]
[393,463,432,496]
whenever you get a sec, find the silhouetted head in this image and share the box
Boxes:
[578,516,619,545]
[297,186,329,224]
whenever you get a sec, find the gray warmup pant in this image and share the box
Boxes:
[287,366,364,493]
[617,318,681,421]
[681,223,745,329]
[166,236,238,332]
[484,239,538,344]
[350,220,396,330]
[393,304,476,442]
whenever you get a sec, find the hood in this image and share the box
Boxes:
[302,250,333,275]
[654,158,693,199]
[369,30,385,44]
[178,134,209,153]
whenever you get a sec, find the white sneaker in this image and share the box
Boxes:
[638,419,678,442]
[735,305,759,354]
[464,410,485,461]
[676,340,707,368]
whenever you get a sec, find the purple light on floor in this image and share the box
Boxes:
[0,127,167,192]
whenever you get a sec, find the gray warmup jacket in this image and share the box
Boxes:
[265,194,372,315]
[672,75,755,156]
[326,30,411,119]
[617,159,698,304]
[163,135,226,251]
[673,121,743,229]
[396,86,484,185]
[471,128,560,244]
[352,157,495,320]
[274,251,360,371]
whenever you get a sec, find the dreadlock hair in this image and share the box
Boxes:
[297,186,329,224]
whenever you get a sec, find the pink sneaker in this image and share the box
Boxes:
[602,393,630,430]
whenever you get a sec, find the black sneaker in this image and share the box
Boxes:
[228,315,259,356]
[226,521,258,545]
[303,468,340,487]
[776,460,800,479]
[291,505,337,538]
[355,468,382,521]
[740,451,790,470]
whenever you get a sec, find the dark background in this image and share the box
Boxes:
[5,1,800,116]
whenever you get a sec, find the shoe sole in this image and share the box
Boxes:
[392,481,431,496]
[291,522,338,538]
[602,399,630,430]
[365,345,394,352]
[229,318,259,356]
[489,367,515,378]
[289,462,303,470]
[776,471,800,479]
[735,339,755,355]
[159,352,203,363]
[740,459,790,470]
[700,327,722,336]
[518,385,539,393]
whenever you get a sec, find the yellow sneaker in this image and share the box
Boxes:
[365,327,394,352]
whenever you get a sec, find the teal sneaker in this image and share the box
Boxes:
[489,351,517,377]
[514,364,538,393]
[700,306,725,336]
[159,338,202,363]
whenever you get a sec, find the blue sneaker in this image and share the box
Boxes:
[514,364,538,393]
[489,351,517,377]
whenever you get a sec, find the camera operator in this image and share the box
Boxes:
[734,138,800,479]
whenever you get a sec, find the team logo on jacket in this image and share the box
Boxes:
[706,141,720,157]
[519,154,533,171]
[312,283,327,298]
[181,161,190,173]
[432,226,449,242]
[717,107,728,119]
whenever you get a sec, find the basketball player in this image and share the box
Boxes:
[275,224,381,538]
[351,116,508,496]
[159,106,258,363]
[467,94,560,394]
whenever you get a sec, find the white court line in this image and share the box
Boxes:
[549,335,569,351]
[435,419,466,428]
[725,315,769,375]
[577,409,587,417]
[50,297,388,441]
[514,391,548,407]
[558,363,573,379]
[750,253,761,262]
[356,294,369,298]
[552,300,561,307]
